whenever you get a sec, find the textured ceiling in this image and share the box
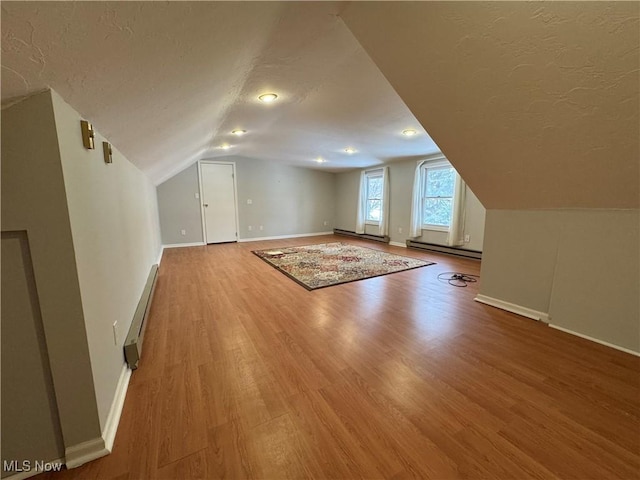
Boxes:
[1,1,439,185]
[342,1,639,209]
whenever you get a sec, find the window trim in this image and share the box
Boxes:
[364,169,383,225]
[420,160,454,232]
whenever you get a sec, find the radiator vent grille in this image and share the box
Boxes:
[333,228,390,244]
[406,240,482,260]
[124,264,159,370]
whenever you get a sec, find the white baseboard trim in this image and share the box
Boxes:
[65,437,109,469]
[65,364,131,469]
[102,363,131,452]
[238,231,334,243]
[549,324,640,357]
[162,241,206,249]
[156,246,164,266]
[389,241,406,248]
[474,294,550,323]
[2,458,65,480]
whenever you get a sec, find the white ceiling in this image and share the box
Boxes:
[1,1,440,185]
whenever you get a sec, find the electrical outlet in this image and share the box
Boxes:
[323,220,328,226]
[464,234,470,243]
[259,225,264,231]
[398,227,403,234]
[181,229,186,236]
[112,321,118,346]
[247,199,253,205]
[194,192,199,199]
[248,225,252,231]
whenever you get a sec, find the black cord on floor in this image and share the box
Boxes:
[437,272,479,287]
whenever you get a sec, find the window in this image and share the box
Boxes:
[357,166,389,236]
[421,162,455,230]
[365,171,383,223]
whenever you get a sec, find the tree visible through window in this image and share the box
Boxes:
[422,164,455,228]
[365,173,383,222]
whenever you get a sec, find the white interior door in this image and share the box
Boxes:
[200,162,238,244]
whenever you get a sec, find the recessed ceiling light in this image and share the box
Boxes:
[344,147,356,154]
[402,129,418,137]
[258,93,278,103]
[315,157,326,163]
[232,129,246,136]
[219,144,231,150]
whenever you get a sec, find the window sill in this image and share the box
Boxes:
[421,225,450,233]
[365,221,380,226]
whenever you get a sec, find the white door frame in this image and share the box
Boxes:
[197,160,240,244]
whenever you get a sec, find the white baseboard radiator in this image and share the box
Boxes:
[124,264,159,370]
[406,240,482,260]
[333,228,390,244]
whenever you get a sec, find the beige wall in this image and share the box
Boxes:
[1,90,101,451]
[51,91,162,431]
[480,209,639,353]
[335,157,486,251]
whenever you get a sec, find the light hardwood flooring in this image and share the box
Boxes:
[41,235,639,479]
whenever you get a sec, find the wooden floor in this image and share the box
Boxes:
[43,235,639,479]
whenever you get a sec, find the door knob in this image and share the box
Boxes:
[203,203,209,207]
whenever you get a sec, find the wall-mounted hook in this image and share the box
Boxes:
[80,120,95,149]
[102,141,113,164]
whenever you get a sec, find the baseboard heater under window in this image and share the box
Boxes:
[333,228,390,244]
[124,264,159,370]
[406,240,482,260]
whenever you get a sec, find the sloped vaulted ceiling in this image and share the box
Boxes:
[2,1,287,182]
[340,1,639,209]
[1,1,441,184]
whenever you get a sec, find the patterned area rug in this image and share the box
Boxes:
[252,242,435,290]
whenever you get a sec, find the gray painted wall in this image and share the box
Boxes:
[480,209,639,353]
[335,170,360,234]
[335,158,486,250]
[1,89,163,468]
[233,156,335,240]
[158,163,203,244]
[1,90,101,455]
[1,232,64,474]
[158,156,335,244]
[52,91,162,431]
